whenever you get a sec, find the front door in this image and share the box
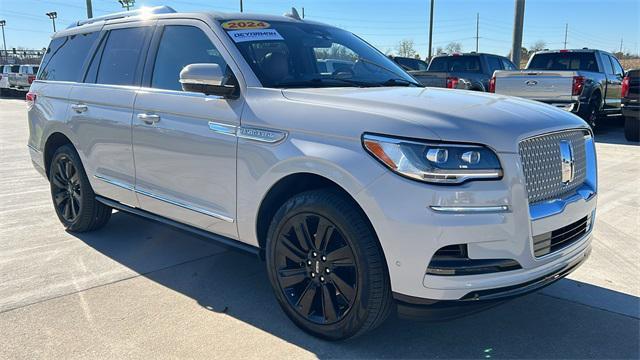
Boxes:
[132,20,242,239]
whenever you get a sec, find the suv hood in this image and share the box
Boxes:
[281,87,588,153]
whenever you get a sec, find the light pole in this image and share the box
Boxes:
[46,12,58,33]
[0,20,6,63]
[118,0,135,11]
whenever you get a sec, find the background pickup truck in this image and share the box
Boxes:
[408,53,517,91]
[622,69,639,141]
[9,65,39,92]
[492,49,625,127]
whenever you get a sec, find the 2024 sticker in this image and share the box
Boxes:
[222,20,270,30]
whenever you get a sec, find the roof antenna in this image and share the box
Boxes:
[285,7,302,20]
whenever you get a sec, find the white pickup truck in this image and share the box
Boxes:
[9,64,39,92]
[492,49,625,127]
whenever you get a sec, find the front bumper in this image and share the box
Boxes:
[355,135,597,305]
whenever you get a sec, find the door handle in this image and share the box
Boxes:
[137,113,160,125]
[71,104,88,113]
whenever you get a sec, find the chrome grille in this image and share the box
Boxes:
[519,129,588,204]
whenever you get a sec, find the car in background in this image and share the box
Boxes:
[410,53,517,91]
[622,69,639,141]
[1,64,20,96]
[492,49,624,128]
[316,58,354,74]
[390,56,429,72]
[9,64,39,92]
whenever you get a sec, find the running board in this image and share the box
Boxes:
[95,196,260,257]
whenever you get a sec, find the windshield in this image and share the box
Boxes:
[219,20,420,88]
[528,52,598,71]
[428,56,481,72]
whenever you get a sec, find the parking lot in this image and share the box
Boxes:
[0,96,638,358]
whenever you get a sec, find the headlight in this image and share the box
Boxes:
[362,134,503,184]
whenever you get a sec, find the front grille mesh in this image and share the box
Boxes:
[519,130,588,204]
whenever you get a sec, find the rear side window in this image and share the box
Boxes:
[151,25,227,91]
[486,56,503,74]
[10,65,20,73]
[528,52,598,71]
[96,27,149,86]
[38,32,99,81]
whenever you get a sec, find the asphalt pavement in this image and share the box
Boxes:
[1,96,638,359]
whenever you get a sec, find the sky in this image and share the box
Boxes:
[1,0,638,58]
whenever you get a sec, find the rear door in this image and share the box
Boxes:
[68,23,154,207]
[605,54,624,109]
[132,19,242,239]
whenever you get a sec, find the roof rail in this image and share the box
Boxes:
[70,6,176,28]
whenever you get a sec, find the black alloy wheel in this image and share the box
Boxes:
[48,145,112,232]
[274,212,358,325]
[266,190,393,340]
[51,154,82,222]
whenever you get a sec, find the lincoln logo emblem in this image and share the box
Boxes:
[559,140,574,184]
[525,80,538,86]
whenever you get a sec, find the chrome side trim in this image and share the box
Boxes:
[208,121,237,136]
[27,144,42,154]
[135,187,234,223]
[237,126,287,143]
[94,174,135,191]
[430,205,510,214]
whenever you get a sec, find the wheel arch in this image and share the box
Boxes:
[43,132,74,179]
[255,172,379,256]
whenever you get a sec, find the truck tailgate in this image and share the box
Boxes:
[410,71,447,88]
[494,71,576,101]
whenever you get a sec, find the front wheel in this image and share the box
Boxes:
[265,190,392,340]
[49,145,112,232]
[581,96,601,129]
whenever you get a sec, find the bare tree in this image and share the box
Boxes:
[396,39,417,58]
[445,42,462,54]
[435,46,445,55]
[529,40,547,52]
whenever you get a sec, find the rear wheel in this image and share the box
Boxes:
[49,145,112,232]
[582,95,601,129]
[265,190,392,340]
[624,115,640,142]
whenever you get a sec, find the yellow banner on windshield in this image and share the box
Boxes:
[222,20,270,30]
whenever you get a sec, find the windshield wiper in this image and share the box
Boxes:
[378,78,423,87]
[355,57,423,87]
[276,77,377,88]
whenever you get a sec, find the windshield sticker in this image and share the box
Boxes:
[222,20,270,30]
[228,29,284,43]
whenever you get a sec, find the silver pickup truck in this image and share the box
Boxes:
[492,49,624,127]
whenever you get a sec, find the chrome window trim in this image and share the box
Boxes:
[95,174,234,223]
[430,205,510,214]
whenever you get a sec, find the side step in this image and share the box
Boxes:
[96,196,260,257]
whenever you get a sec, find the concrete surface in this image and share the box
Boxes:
[0,97,638,359]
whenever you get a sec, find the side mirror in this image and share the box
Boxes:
[179,63,238,98]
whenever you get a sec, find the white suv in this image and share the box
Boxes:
[27,7,597,340]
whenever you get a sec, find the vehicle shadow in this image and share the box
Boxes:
[593,116,638,146]
[73,211,639,359]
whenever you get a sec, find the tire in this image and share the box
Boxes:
[581,95,601,129]
[49,145,112,232]
[265,190,392,340]
[624,115,640,142]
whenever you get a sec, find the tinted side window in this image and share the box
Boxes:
[97,27,148,86]
[486,56,503,74]
[152,26,227,91]
[609,56,624,75]
[501,58,517,70]
[38,32,99,81]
